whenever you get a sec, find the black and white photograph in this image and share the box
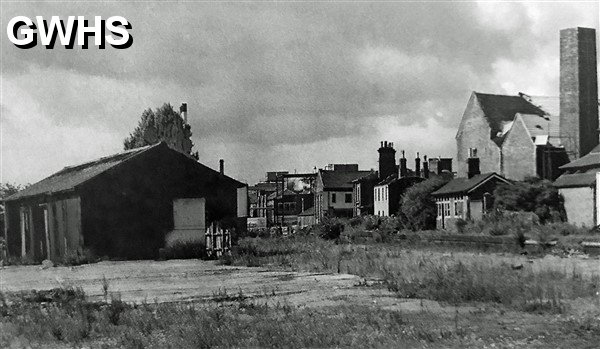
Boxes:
[1,0,600,347]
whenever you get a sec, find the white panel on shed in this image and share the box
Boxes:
[166,198,206,247]
[237,186,248,218]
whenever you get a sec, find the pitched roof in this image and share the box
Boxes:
[553,171,597,188]
[560,146,600,170]
[319,169,372,190]
[351,171,379,183]
[432,173,509,196]
[5,144,156,201]
[475,92,548,145]
[5,142,245,202]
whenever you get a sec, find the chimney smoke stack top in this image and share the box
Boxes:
[180,103,188,124]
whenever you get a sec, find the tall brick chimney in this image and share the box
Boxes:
[378,141,396,180]
[559,27,598,159]
[399,150,407,178]
[415,152,421,177]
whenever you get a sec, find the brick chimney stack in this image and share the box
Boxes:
[378,141,396,180]
[559,27,598,159]
[399,150,407,178]
[422,155,429,179]
[415,152,421,177]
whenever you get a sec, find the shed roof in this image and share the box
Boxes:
[5,142,244,202]
[432,173,509,196]
[560,145,600,170]
[319,169,372,190]
[553,171,597,188]
[5,145,155,201]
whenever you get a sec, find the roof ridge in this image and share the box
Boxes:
[52,143,158,178]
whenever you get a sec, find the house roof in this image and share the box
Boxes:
[5,142,244,202]
[553,171,597,188]
[351,171,379,183]
[432,173,509,196]
[319,169,372,190]
[475,92,548,145]
[298,206,315,216]
[560,145,600,170]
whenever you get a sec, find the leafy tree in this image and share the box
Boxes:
[493,177,565,223]
[0,183,23,199]
[398,177,449,231]
[124,103,199,159]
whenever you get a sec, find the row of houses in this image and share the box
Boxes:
[248,26,600,232]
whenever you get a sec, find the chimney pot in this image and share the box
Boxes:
[219,159,224,175]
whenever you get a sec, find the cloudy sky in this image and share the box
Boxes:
[1,1,598,185]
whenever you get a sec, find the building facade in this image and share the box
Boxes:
[314,164,371,223]
[432,172,510,230]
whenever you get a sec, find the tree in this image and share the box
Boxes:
[1,183,25,238]
[124,103,199,159]
[398,177,449,231]
[493,177,565,223]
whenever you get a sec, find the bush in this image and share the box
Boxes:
[398,177,450,231]
[317,218,346,240]
[494,177,566,223]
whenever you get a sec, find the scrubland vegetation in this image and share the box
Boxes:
[2,177,600,347]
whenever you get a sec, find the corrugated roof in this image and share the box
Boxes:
[432,173,509,196]
[554,171,597,188]
[320,169,372,190]
[5,144,156,201]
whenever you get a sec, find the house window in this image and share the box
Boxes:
[385,187,388,201]
[444,202,451,217]
[455,200,463,217]
[332,193,337,203]
[437,203,443,217]
[345,193,352,203]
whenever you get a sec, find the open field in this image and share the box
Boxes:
[1,240,600,348]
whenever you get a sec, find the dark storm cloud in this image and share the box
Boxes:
[2,1,598,184]
[2,1,539,145]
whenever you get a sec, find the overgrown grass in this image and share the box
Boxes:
[223,236,600,313]
[0,287,468,348]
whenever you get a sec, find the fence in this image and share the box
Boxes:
[205,223,231,257]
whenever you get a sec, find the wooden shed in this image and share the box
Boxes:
[3,142,247,261]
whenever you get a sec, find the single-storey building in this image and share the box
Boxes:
[432,172,510,230]
[3,142,248,261]
[554,145,600,227]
